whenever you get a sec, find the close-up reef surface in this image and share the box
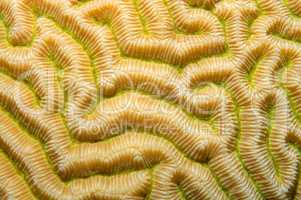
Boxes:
[0,0,301,199]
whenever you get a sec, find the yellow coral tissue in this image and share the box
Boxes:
[0,0,301,199]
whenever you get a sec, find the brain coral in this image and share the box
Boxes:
[0,0,301,199]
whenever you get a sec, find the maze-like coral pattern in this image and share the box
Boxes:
[1,0,301,199]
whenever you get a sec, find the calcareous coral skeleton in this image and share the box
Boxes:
[0,0,301,199]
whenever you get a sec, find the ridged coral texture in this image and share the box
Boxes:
[0,0,301,199]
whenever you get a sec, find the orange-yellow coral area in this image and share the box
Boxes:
[0,0,301,199]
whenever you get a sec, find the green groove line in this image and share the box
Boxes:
[231,101,265,198]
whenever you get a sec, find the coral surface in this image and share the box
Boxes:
[0,0,301,199]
